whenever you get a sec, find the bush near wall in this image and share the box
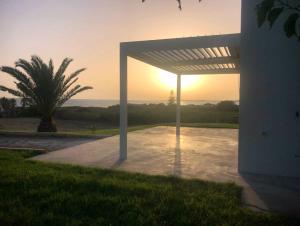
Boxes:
[17,101,239,125]
[52,103,239,125]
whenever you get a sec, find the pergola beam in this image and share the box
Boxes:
[121,33,240,54]
[163,56,239,67]
[174,68,239,75]
[132,54,239,67]
[120,45,128,160]
[176,74,181,136]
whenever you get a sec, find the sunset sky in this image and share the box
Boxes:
[0,0,241,101]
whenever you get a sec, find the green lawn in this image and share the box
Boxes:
[80,123,238,136]
[165,122,239,129]
[0,125,156,138]
[0,117,238,137]
[0,149,298,226]
[0,123,238,139]
[80,125,157,136]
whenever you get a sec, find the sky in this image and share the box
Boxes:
[0,0,241,101]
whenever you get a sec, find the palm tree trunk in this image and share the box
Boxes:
[37,116,57,132]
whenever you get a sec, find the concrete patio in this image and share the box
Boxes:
[29,126,300,215]
[32,126,238,181]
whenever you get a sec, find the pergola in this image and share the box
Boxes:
[119,33,241,160]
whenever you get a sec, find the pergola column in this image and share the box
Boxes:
[176,74,181,136]
[120,46,127,160]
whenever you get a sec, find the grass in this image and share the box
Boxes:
[80,125,157,136]
[15,123,237,137]
[0,125,156,138]
[0,117,115,133]
[80,123,238,136]
[0,117,238,137]
[0,149,298,226]
[166,122,239,129]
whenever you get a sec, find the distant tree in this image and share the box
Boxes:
[216,101,239,112]
[142,0,300,41]
[0,97,17,117]
[0,97,10,117]
[9,98,16,116]
[0,55,93,132]
[168,90,176,105]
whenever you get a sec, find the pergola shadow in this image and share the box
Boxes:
[173,136,181,177]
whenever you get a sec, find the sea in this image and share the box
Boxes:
[62,99,239,107]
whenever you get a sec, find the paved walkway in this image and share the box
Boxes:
[0,135,98,151]
[22,126,300,215]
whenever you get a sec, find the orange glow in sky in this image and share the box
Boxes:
[0,0,241,101]
[158,71,201,90]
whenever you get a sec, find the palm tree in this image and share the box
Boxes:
[0,55,93,132]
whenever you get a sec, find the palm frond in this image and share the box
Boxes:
[0,85,24,97]
[66,86,93,100]
[49,59,54,75]
[15,58,42,86]
[15,82,39,104]
[61,68,86,93]
[15,58,35,76]
[55,58,73,79]
[61,77,79,95]
[0,66,34,89]
[63,68,86,87]
[58,85,93,106]
[31,55,44,70]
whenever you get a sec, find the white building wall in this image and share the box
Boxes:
[239,0,300,177]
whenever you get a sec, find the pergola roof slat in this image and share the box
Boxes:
[170,50,185,61]
[186,49,200,59]
[205,48,216,58]
[191,49,205,59]
[199,48,211,58]
[179,49,192,60]
[166,50,182,61]
[142,51,165,63]
[218,47,225,57]
[159,51,178,62]
[225,47,231,57]
[212,47,222,57]
[173,50,189,60]
[151,51,170,62]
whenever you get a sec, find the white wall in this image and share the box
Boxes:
[239,0,300,177]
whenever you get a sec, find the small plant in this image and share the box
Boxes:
[90,124,97,134]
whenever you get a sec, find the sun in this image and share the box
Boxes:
[158,70,201,90]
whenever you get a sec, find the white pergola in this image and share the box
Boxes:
[119,33,241,160]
